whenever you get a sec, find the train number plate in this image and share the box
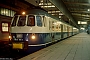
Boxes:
[16,34,23,38]
[12,43,23,49]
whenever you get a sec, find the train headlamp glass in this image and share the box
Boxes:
[31,33,36,39]
[31,35,35,39]
[9,36,11,39]
[9,35,12,41]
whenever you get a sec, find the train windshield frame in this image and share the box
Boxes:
[11,16,18,26]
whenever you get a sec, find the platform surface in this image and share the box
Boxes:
[19,33,90,60]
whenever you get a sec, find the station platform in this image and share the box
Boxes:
[19,33,90,60]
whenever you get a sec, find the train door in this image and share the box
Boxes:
[61,24,63,39]
[71,27,73,36]
[51,20,55,43]
[67,26,69,37]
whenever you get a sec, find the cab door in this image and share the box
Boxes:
[61,24,63,39]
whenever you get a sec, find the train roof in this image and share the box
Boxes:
[15,9,76,27]
[27,9,71,25]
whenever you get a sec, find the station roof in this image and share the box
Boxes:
[25,0,90,28]
[0,0,89,28]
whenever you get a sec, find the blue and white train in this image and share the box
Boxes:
[9,9,79,53]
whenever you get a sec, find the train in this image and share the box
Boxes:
[9,9,79,53]
[0,15,11,45]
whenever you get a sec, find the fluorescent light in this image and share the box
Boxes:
[88,9,90,11]
[41,5,55,8]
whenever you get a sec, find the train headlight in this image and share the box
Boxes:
[9,36,11,39]
[31,33,36,40]
[9,36,12,40]
[31,35,35,39]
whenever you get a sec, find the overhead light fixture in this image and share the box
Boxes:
[39,3,52,5]
[59,16,61,18]
[59,13,63,15]
[22,12,25,15]
[51,14,55,15]
[88,9,90,11]
[41,5,55,8]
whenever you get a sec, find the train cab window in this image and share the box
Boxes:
[11,16,18,26]
[2,23,8,32]
[36,16,42,27]
[17,16,26,26]
[27,15,35,26]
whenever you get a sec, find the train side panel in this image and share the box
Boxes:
[0,16,11,42]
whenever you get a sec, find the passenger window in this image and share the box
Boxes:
[27,15,35,26]
[36,16,42,27]
[52,21,54,30]
[49,21,52,30]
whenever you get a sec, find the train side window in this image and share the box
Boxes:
[27,15,35,26]
[36,16,42,27]
[63,25,65,31]
[17,16,26,26]
[49,21,50,30]
[59,24,61,31]
[11,16,18,26]
[52,21,54,31]
[64,25,66,31]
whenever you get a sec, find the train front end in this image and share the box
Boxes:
[10,12,36,51]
